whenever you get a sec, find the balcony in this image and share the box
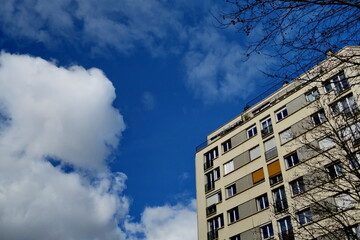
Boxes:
[206,205,217,216]
[207,230,219,240]
[274,198,289,213]
[204,160,213,171]
[265,147,278,161]
[205,182,215,192]
[278,229,295,240]
[262,125,273,137]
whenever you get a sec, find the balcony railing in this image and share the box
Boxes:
[207,230,219,240]
[205,182,215,192]
[274,198,289,213]
[204,160,213,170]
[278,229,295,240]
[265,147,278,161]
[261,125,273,137]
[206,205,217,216]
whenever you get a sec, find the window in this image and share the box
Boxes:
[226,184,237,198]
[249,145,260,160]
[279,128,293,144]
[290,177,305,196]
[222,139,232,153]
[256,194,269,211]
[264,137,277,160]
[276,107,288,121]
[305,88,320,102]
[270,174,283,185]
[261,117,273,136]
[312,110,326,126]
[327,162,343,179]
[349,153,360,170]
[284,152,299,168]
[331,94,358,117]
[206,191,222,215]
[204,147,218,170]
[319,137,335,150]
[335,193,353,210]
[273,186,288,213]
[207,214,224,234]
[224,161,234,175]
[252,168,265,184]
[247,125,258,138]
[346,224,360,240]
[297,208,313,225]
[278,216,293,236]
[261,223,274,239]
[323,72,349,94]
[205,168,220,192]
[230,234,240,240]
[228,207,240,223]
[341,122,360,141]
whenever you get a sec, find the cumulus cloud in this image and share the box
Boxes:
[125,200,197,240]
[0,52,128,240]
[0,0,185,55]
[184,25,272,103]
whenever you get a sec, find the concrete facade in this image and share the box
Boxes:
[195,46,360,240]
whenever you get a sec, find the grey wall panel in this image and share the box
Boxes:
[236,174,253,193]
[238,198,257,220]
[287,94,307,115]
[231,130,247,147]
[233,151,251,169]
[291,116,312,137]
[240,227,261,240]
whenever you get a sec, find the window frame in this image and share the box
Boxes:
[326,162,343,179]
[311,110,326,126]
[261,117,273,136]
[305,88,320,102]
[297,208,313,225]
[284,152,300,168]
[256,194,269,211]
[228,207,240,223]
[224,160,235,175]
[290,177,305,196]
[276,107,288,121]
[222,139,232,153]
[247,125,258,138]
[260,223,274,239]
[226,184,237,198]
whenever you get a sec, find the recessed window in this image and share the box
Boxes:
[270,174,283,185]
[261,223,274,239]
[205,167,220,192]
[341,122,360,141]
[335,193,353,210]
[230,234,240,240]
[284,152,299,168]
[222,139,232,153]
[276,107,288,121]
[277,216,292,236]
[349,153,360,170]
[226,184,237,198]
[319,137,335,150]
[204,147,218,170]
[297,208,313,225]
[323,72,349,94]
[261,117,273,137]
[279,128,293,144]
[305,88,320,102]
[312,110,326,126]
[207,214,224,233]
[290,177,305,196]
[273,186,288,213]
[224,161,234,175]
[327,162,343,179]
[331,94,358,117]
[256,194,269,211]
[228,207,240,223]
[264,137,277,160]
[247,125,258,138]
[249,145,260,160]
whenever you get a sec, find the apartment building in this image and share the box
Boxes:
[195,46,360,240]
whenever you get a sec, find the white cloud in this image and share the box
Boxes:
[0,52,128,240]
[125,200,197,240]
[184,25,271,104]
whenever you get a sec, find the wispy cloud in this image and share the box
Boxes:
[142,92,156,111]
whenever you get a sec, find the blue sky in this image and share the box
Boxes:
[0,1,275,239]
